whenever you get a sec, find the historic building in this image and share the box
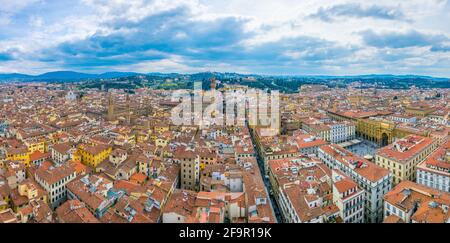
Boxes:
[376,135,438,185]
[106,92,152,123]
[357,118,396,146]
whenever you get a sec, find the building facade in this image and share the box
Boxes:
[318,144,392,223]
[0,121,8,136]
[376,135,437,185]
[34,164,77,209]
[384,181,450,223]
[332,170,365,223]
[416,140,450,193]
[77,144,112,168]
[179,150,200,191]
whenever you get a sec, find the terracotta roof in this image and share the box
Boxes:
[56,200,99,223]
[377,135,434,163]
[383,214,404,223]
[29,151,50,162]
[320,144,390,182]
[52,142,72,155]
[35,163,76,185]
[384,181,450,223]
[417,140,450,176]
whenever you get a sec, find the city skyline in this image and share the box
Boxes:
[1,81,448,225]
[1,0,450,233]
[1,0,450,76]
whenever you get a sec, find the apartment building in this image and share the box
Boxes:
[0,121,8,137]
[376,135,437,185]
[51,143,73,164]
[384,181,450,223]
[302,119,356,144]
[178,149,200,191]
[24,139,46,154]
[66,174,114,218]
[332,170,365,223]
[292,132,328,155]
[56,199,99,223]
[318,144,392,223]
[4,161,26,189]
[0,180,10,211]
[267,158,340,223]
[5,147,29,166]
[34,163,77,209]
[417,140,449,192]
[389,114,417,124]
[77,143,112,168]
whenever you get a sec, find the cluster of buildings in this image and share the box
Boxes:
[302,118,355,144]
[0,82,448,223]
[0,83,274,223]
[267,85,449,223]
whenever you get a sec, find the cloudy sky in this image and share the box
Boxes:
[0,0,449,76]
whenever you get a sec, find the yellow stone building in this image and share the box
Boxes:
[375,135,437,185]
[0,184,10,211]
[405,105,433,117]
[357,118,395,146]
[356,118,430,147]
[6,147,30,166]
[77,144,112,168]
[14,181,48,212]
[154,124,170,133]
[24,139,46,153]
[155,137,169,148]
[136,132,149,143]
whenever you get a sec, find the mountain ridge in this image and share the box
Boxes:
[1,71,448,82]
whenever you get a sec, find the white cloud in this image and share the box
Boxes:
[0,0,449,75]
[0,0,40,26]
[29,15,44,28]
[0,0,40,12]
[0,13,11,25]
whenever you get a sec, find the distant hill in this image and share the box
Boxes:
[0,71,144,81]
[35,71,97,80]
[290,74,450,81]
[0,71,448,90]
[0,73,34,80]
[98,72,143,79]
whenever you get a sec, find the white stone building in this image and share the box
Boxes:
[34,163,77,209]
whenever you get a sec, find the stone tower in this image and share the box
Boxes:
[210,76,217,90]
[127,94,131,124]
[107,93,115,121]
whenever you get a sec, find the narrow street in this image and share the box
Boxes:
[248,126,283,223]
